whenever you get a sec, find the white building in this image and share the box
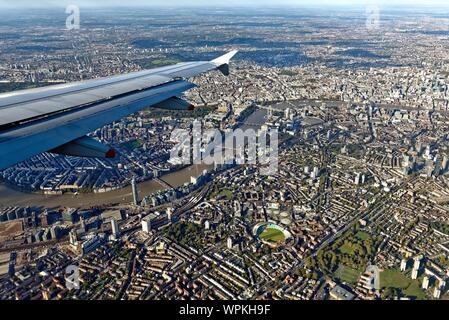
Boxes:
[142,219,151,233]
[422,276,429,290]
[111,219,120,239]
[400,259,408,272]
[413,256,422,270]
[227,237,233,250]
[434,288,441,299]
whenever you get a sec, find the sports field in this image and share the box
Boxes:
[335,265,361,284]
[259,227,286,243]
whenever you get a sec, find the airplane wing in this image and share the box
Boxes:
[0,50,238,171]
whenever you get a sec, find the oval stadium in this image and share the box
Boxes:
[253,222,292,247]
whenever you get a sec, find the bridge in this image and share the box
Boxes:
[154,178,175,190]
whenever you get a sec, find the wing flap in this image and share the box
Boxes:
[153,97,194,111]
[0,80,195,170]
[49,136,116,159]
[0,74,173,127]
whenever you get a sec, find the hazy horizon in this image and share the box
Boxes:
[1,0,449,8]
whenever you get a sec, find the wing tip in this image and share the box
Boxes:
[212,50,239,67]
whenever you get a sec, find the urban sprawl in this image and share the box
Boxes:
[1,7,449,300]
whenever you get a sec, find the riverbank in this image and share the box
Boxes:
[0,103,273,209]
[0,164,211,209]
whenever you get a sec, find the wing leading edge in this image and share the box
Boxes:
[0,50,238,171]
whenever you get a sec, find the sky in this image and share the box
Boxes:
[0,0,449,8]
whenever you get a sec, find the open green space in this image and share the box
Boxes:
[122,139,144,151]
[355,231,370,241]
[165,222,205,249]
[380,269,427,300]
[151,58,182,66]
[335,265,361,284]
[403,281,427,300]
[380,269,410,289]
[338,231,371,255]
[259,227,285,243]
[312,224,382,277]
[217,189,233,200]
[339,243,355,255]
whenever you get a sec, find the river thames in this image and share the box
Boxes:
[0,107,269,209]
[0,164,211,209]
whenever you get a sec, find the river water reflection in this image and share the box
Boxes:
[0,164,211,209]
